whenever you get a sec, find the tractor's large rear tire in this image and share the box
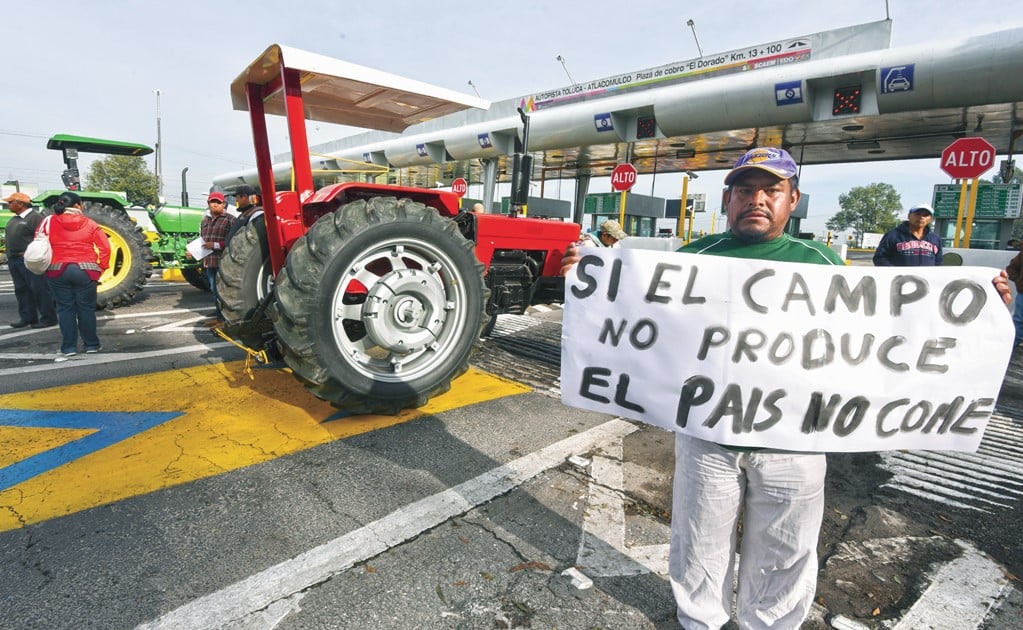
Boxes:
[271,196,488,414]
[217,218,273,348]
[181,267,211,292]
[83,202,154,308]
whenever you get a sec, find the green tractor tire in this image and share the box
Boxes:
[83,202,155,308]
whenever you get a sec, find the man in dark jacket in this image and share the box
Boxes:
[3,192,56,328]
[872,203,944,266]
[226,184,264,244]
[1005,240,1023,347]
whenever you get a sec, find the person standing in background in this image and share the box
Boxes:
[44,192,110,359]
[872,203,943,266]
[579,219,628,248]
[225,185,262,244]
[199,192,234,326]
[3,192,56,329]
[1005,239,1023,348]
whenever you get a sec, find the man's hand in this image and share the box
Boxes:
[993,270,1012,305]
[560,242,582,277]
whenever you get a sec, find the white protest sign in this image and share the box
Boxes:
[560,248,1014,453]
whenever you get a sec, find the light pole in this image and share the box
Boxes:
[556,55,576,85]
[686,19,705,58]
[467,80,481,98]
[154,89,163,199]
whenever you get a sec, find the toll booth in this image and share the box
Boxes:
[499,196,572,220]
[932,182,1022,249]
[582,191,665,237]
[665,194,707,237]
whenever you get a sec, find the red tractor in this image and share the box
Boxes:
[218,45,580,413]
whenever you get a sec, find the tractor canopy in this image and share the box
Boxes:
[32,189,129,208]
[230,44,490,132]
[46,134,153,156]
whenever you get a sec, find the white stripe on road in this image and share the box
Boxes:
[893,540,1010,630]
[136,418,640,630]
[577,437,669,576]
[0,343,236,376]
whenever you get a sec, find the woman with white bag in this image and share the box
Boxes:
[43,192,110,359]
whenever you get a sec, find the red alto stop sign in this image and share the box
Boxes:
[611,163,638,192]
[941,137,996,179]
[451,178,468,198]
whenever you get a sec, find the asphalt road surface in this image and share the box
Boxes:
[0,268,1020,629]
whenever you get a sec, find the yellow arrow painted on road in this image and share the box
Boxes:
[0,361,529,532]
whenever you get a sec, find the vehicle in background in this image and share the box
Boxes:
[30,134,157,308]
[6,135,214,303]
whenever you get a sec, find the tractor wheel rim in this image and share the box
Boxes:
[97,226,133,288]
[329,237,468,381]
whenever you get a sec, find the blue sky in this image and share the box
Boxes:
[2,0,1020,236]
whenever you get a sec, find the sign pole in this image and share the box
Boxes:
[962,177,982,247]
[941,137,997,247]
[953,179,969,247]
[610,163,637,230]
[678,175,689,238]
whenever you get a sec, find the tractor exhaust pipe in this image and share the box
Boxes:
[181,167,189,206]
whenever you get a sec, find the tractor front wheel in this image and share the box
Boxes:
[271,196,487,413]
[217,217,273,348]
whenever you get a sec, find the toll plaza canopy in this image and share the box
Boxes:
[214,20,1023,196]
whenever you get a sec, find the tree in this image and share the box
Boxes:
[84,155,159,206]
[826,183,902,247]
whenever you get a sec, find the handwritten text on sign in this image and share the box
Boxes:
[560,249,1013,452]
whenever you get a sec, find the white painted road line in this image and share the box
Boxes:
[893,540,1010,629]
[0,342,237,376]
[576,437,669,576]
[135,418,640,630]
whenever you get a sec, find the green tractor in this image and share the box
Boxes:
[134,199,211,292]
[32,134,209,306]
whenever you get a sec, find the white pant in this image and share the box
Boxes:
[669,435,825,630]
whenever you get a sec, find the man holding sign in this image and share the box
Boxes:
[560,147,1013,629]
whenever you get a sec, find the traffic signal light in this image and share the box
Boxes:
[832,85,862,115]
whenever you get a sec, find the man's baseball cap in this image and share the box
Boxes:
[2,192,31,204]
[908,203,933,216]
[235,184,257,196]
[724,147,799,185]
[599,219,628,240]
[208,192,225,203]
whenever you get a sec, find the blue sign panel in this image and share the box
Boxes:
[774,80,803,106]
[881,64,914,94]
[594,113,614,132]
[477,133,492,149]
